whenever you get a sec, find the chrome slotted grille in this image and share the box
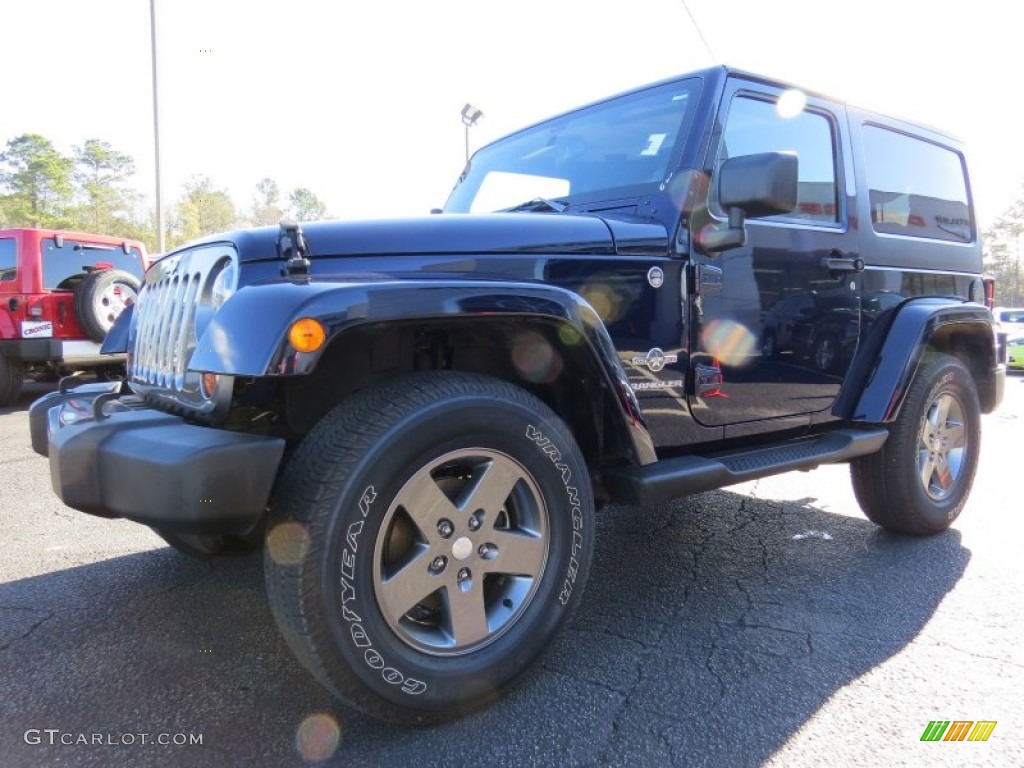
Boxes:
[129,245,235,406]
[133,271,201,387]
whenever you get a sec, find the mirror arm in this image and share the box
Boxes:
[701,206,747,254]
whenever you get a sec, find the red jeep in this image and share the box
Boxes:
[0,228,149,405]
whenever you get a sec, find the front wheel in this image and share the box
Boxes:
[851,353,981,534]
[264,372,594,723]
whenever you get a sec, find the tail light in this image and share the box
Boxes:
[25,296,45,318]
[982,276,995,310]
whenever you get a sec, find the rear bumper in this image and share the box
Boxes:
[3,338,118,365]
[983,331,1007,413]
[30,385,285,535]
[987,363,1005,413]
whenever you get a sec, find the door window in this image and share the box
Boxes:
[716,95,838,224]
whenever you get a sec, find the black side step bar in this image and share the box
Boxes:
[604,428,888,506]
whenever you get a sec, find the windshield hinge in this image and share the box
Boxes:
[278,220,312,276]
[690,263,723,294]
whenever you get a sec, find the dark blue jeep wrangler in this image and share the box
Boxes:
[30,66,1005,723]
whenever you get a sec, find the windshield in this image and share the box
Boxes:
[444,79,700,213]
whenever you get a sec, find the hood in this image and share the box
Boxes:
[190,213,668,262]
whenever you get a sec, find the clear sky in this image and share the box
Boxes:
[1,0,1021,228]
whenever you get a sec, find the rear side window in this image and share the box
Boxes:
[40,239,144,291]
[862,125,971,242]
[717,95,839,224]
[0,239,15,282]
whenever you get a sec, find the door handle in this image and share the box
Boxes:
[820,250,864,273]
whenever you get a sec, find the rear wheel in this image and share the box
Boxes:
[264,372,594,723]
[851,353,980,534]
[0,353,25,407]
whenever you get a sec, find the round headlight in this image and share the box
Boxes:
[210,260,236,309]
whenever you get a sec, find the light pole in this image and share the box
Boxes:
[150,0,165,253]
[461,103,483,163]
[1016,232,1023,305]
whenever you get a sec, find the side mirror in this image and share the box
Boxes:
[702,152,799,253]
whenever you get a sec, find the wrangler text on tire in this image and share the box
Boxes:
[264,372,595,723]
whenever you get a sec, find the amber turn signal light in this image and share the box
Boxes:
[201,372,219,397]
[289,318,326,353]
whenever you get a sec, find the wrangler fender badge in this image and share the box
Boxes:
[631,348,678,373]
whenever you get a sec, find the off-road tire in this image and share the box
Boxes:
[851,353,980,534]
[264,372,594,724]
[0,353,25,407]
[73,269,141,342]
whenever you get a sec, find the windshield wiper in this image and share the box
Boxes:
[502,197,569,213]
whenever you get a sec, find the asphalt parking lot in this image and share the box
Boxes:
[2,376,1022,767]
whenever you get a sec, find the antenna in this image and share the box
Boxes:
[679,0,717,63]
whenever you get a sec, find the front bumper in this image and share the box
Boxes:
[30,384,285,535]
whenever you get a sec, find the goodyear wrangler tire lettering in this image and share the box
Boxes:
[264,372,594,724]
[339,487,425,692]
[527,424,584,605]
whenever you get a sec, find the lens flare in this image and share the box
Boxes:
[511,331,563,383]
[557,323,583,347]
[581,285,614,320]
[266,521,310,566]
[701,319,757,366]
[296,713,341,762]
[776,89,807,119]
[580,281,634,325]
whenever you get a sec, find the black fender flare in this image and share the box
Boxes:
[188,276,658,465]
[835,297,1001,423]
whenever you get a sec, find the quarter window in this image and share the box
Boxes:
[0,239,16,282]
[717,95,838,224]
[862,125,971,243]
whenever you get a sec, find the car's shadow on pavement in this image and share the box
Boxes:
[0,488,969,768]
[0,381,59,417]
